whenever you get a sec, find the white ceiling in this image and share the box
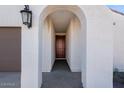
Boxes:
[49,10,75,33]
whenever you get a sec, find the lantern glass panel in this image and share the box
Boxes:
[27,12,31,24]
[21,11,28,25]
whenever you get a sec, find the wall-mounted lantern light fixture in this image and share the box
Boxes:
[20,5,32,28]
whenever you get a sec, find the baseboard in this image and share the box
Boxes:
[70,67,81,72]
[81,83,84,88]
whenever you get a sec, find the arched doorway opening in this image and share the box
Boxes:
[39,5,86,87]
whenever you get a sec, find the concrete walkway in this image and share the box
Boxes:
[0,72,20,88]
[42,60,82,88]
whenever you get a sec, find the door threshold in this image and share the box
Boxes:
[56,58,66,60]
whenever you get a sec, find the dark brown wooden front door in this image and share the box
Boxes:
[56,36,65,58]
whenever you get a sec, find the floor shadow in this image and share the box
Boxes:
[51,59,71,72]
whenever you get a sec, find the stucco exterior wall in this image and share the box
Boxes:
[83,6,114,87]
[0,5,22,26]
[0,5,114,88]
[111,12,124,72]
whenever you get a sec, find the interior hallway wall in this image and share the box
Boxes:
[51,21,55,68]
[66,17,82,72]
[42,17,55,72]
[66,19,72,69]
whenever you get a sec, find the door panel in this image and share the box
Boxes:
[56,36,65,58]
[0,27,21,72]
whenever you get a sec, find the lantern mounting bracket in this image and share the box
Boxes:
[24,5,29,10]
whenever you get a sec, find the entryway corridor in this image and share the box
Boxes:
[41,60,82,88]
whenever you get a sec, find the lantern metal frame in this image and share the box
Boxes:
[20,5,32,28]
